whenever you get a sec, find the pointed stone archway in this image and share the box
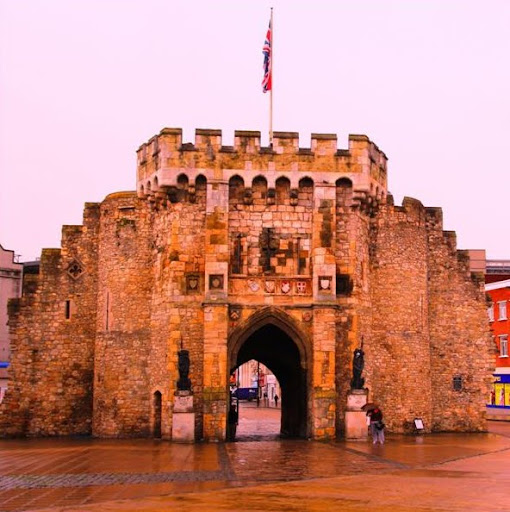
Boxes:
[228,308,311,439]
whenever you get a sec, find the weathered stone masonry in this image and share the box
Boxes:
[0,128,493,440]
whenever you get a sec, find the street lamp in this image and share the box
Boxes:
[257,361,260,407]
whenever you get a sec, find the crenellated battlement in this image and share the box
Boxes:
[136,128,388,203]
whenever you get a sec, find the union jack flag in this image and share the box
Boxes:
[262,19,272,93]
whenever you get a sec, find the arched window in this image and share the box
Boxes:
[229,175,245,204]
[275,177,290,204]
[298,177,314,207]
[177,174,189,202]
[195,174,207,204]
[252,176,268,203]
[336,178,353,208]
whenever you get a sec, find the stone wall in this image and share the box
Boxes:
[93,193,153,437]
[334,181,373,433]
[367,197,492,433]
[369,197,432,432]
[426,209,493,431]
[0,128,493,440]
[149,183,207,440]
[0,203,99,436]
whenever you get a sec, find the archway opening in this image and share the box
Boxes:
[229,322,308,440]
[230,359,281,441]
[153,391,162,438]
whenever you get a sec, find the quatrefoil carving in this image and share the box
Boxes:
[67,260,85,280]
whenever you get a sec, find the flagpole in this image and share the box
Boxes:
[269,7,273,147]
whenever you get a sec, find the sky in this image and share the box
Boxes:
[0,0,509,262]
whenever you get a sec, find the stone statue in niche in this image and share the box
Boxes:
[350,338,365,390]
[177,349,192,391]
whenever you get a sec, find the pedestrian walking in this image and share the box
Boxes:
[367,406,385,444]
[274,394,279,407]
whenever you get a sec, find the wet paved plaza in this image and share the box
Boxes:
[1,404,510,511]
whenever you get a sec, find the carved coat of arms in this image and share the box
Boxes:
[281,280,291,294]
[187,275,199,292]
[229,306,241,321]
[296,281,307,294]
[319,276,331,291]
[302,311,312,322]
[210,275,223,290]
[248,280,260,292]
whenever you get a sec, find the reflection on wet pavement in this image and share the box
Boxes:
[0,412,509,512]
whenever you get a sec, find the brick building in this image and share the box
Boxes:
[0,129,493,440]
[0,244,22,403]
[485,259,510,419]
[486,259,510,284]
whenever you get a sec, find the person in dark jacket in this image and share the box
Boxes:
[367,407,385,444]
[226,404,238,441]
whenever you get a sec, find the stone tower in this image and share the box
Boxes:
[0,128,493,440]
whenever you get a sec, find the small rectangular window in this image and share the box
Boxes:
[499,335,509,357]
[65,300,71,319]
[487,304,494,322]
[106,292,110,331]
[453,376,462,391]
[498,301,507,321]
[336,274,352,296]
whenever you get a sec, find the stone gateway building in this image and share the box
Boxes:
[0,128,493,440]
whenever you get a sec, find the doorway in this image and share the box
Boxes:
[228,310,309,440]
[153,391,162,438]
[231,359,281,441]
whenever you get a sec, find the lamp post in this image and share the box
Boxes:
[257,361,260,407]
